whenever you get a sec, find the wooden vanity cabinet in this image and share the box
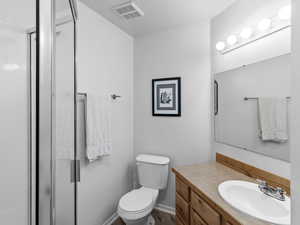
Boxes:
[173,156,290,225]
[176,178,190,225]
[191,209,207,225]
[191,191,221,225]
[175,176,238,225]
[176,178,190,202]
[176,193,190,224]
[177,217,186,225]
[225,222,233,225]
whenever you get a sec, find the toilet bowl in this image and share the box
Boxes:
[118,187,158,225]
[118,154,170,225]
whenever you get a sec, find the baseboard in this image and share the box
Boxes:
[155,203,176,216]
[102,212,119,225]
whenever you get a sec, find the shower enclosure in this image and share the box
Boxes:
[0,0,79,224]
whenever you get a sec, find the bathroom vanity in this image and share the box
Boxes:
[172,154,290,225]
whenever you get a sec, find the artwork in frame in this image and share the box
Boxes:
[152,77,181,117]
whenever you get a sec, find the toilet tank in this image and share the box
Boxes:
[136,154,170,190]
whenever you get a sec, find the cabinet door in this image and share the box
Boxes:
[176,177,190,202]
[191,210,207,225]
[176,216,186,225]
[191,191,221,225]
[176,193,190,224]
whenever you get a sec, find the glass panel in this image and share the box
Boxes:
[0,0,35,225]
[54,20,76,225]
[55,1,76,225]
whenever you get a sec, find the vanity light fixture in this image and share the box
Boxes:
[257,18,272,31]
[278,5,291,20]
[215,5,291,54]
[240,27,253,39]
[216,41,226,51]
[227,35,238,46]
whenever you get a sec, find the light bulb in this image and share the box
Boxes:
[227,35,237,46]
[258,18,272,31]
[240,27,253,39]
[216,41,226,51]
[278,5,291,20]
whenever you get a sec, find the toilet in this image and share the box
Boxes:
[118,154,170,225]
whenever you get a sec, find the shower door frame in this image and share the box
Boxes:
[68,1,79,224]
[36,0,56,223]
[35,0,79,224]
[28,31,36,225]
[27,18,72,225]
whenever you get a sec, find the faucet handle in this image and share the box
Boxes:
[276,187,286,194]
[276,187,286,201]
[256,179,267,187]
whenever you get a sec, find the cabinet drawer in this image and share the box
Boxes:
[176,193,189,224]
[191,209,207,225]
[176,177,190,202]
[191,191,221,225]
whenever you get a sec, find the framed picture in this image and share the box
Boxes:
[152,77,181,116]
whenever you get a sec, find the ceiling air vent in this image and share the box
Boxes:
[113,1,144,20]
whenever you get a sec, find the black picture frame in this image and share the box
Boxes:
[152,77,181,117]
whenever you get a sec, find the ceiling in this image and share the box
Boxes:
[0,0,35,31]
[80,0,236,36]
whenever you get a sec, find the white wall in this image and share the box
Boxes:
[211,0,291,178]
[76,3,134,225]
[0,29,29,225]
[0,1,34,224]
[134,23,211,208]
[291,0,300,223]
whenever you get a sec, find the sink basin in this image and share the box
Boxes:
[218,180,290,225]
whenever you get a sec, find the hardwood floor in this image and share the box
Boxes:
[112,209,175,225]
[111,218,125,225]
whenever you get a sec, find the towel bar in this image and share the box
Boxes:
[244,97,291,101]
[78,92,87,97]
[111,94,121,100]
[77,92,121,100]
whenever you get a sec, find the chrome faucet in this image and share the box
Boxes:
[257,179,286,201]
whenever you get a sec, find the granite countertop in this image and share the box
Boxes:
[172,162,274,225]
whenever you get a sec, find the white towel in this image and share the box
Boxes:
[56,93,74,159]
[86,94,112,162]
[258,97,288,143]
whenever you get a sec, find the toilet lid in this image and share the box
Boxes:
[119,188,155,212]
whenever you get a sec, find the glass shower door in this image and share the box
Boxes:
[34,0,78,224]
[54,1,79,224]
[54,14,77,225]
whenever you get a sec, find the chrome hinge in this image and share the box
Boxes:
[71,159,80,183]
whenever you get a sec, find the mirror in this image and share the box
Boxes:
[214,54,291,161]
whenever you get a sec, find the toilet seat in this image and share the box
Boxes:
[118,187,158,220]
